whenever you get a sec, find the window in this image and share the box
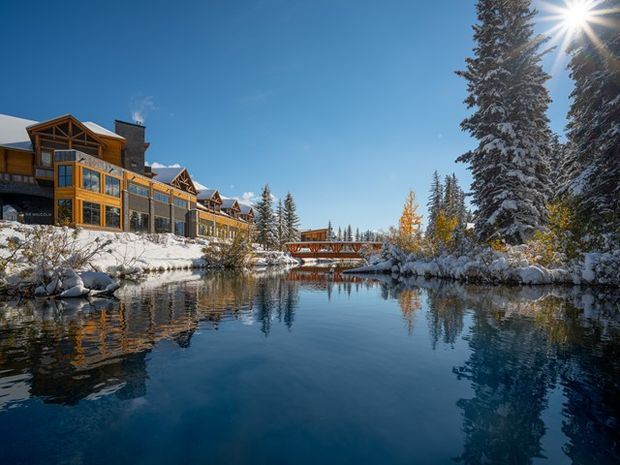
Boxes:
[57,165,73,187]
[129,211,149,233]
[82,168,100,192]
[173,197,188,209]
[128,183,149,197]
[155,216,170,233]
[82,202,100,225]
[154,191,170,204]
[105,176,121,197]
[105,206,121,229]
[57,199,72,224]
[41,151,52,167]
[174,221,185,236]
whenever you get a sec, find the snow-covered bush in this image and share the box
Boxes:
[0,224,115,296]
[203,233,253,269]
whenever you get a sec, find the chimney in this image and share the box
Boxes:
[115,120,147,173]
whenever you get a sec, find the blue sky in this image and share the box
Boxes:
[1,0,573,231]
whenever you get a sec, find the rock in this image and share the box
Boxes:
[61,269,84,290]
[34,286,47,297]
[59,285,90,298]
[80,271,116,290]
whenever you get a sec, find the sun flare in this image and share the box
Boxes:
[563,1,594,31]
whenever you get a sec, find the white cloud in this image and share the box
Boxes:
[149,162,181,169]
[233,191,257,205]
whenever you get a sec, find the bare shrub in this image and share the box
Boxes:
[203,233,252,269]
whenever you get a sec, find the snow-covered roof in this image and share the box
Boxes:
[192,178,208,191]
[239,204,253,214]
[197,189,219,200]
[0,114,124,151]
[0,114,37,151]
[151,167,185,185]
[83,121,124,140]
[221,198,240,209]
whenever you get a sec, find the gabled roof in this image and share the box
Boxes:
[152,167,184,185]
[151,166,198,195]
[221,197,240,210]
[197,188,222,202]
[239,204,254,215]
[0,114,38,151]
[0,113,124,152]
[83,121,124,140]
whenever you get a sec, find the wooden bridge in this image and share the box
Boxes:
[284,241,382,260]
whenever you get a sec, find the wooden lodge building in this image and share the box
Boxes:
[0,113,253,239]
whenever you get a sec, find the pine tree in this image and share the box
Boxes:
[337,227,342,241]
[346,225,353,242]
[327,220,334,241]
[458,0,552,244]
[427,170,444,237]
[276,199,285,247]
[566,2,620,229]
[255,184,277,249]
[355,228,360,242]
[283,192,300,242]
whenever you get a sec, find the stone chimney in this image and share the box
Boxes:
[115,120,147,173]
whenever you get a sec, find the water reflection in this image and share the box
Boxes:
[0,269,618,464]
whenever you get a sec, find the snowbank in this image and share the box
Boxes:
[0,222,300,295]
[345,243,620,287]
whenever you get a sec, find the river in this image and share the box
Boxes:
[0,268,618,465]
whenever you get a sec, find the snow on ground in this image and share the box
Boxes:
[346,243,620,287]
[0,221,299,282]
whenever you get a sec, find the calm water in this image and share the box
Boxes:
[0,269,619,465]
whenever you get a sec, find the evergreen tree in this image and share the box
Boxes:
[327,220,334,241]
[566,2,620,229]
[276,199,285,247]
[427,170,444,237]
[337,227,342,241]
[346,225,353,241]
[283,192,300,242]
[458,0,552,244]
[355,228,360,242]
[255,184,277,249]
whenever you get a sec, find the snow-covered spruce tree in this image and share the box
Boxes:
[426,170,444,237]
[276,199,285,248]
[458,0,552,244]
[566,2,620,230]
[255,185,277,249]
[284,192,300,242]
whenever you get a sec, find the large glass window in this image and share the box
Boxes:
[128,183,149,197]
[41,151,52,167]
[154,191,170,204]
[105,176,121,197]
[129,211,149,233]
[173,197,188,209]
[174,221,186,236]
[57,199,72,224]
[82,168,100,192]
[155,216,171,233]
[57,165,73,187]
[82,202,100,225]
[105,206,121,229]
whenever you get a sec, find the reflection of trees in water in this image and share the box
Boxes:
[379,277,620,464]
[453,311,557,465]
[0,271,300,407]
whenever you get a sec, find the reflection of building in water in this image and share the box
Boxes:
[0,272,290,407]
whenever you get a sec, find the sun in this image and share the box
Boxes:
[562,1,594,31]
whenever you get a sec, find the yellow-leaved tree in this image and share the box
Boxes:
[433,209,459,251]
[393,190,424,253]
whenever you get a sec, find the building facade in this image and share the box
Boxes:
[0,113,252,239]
